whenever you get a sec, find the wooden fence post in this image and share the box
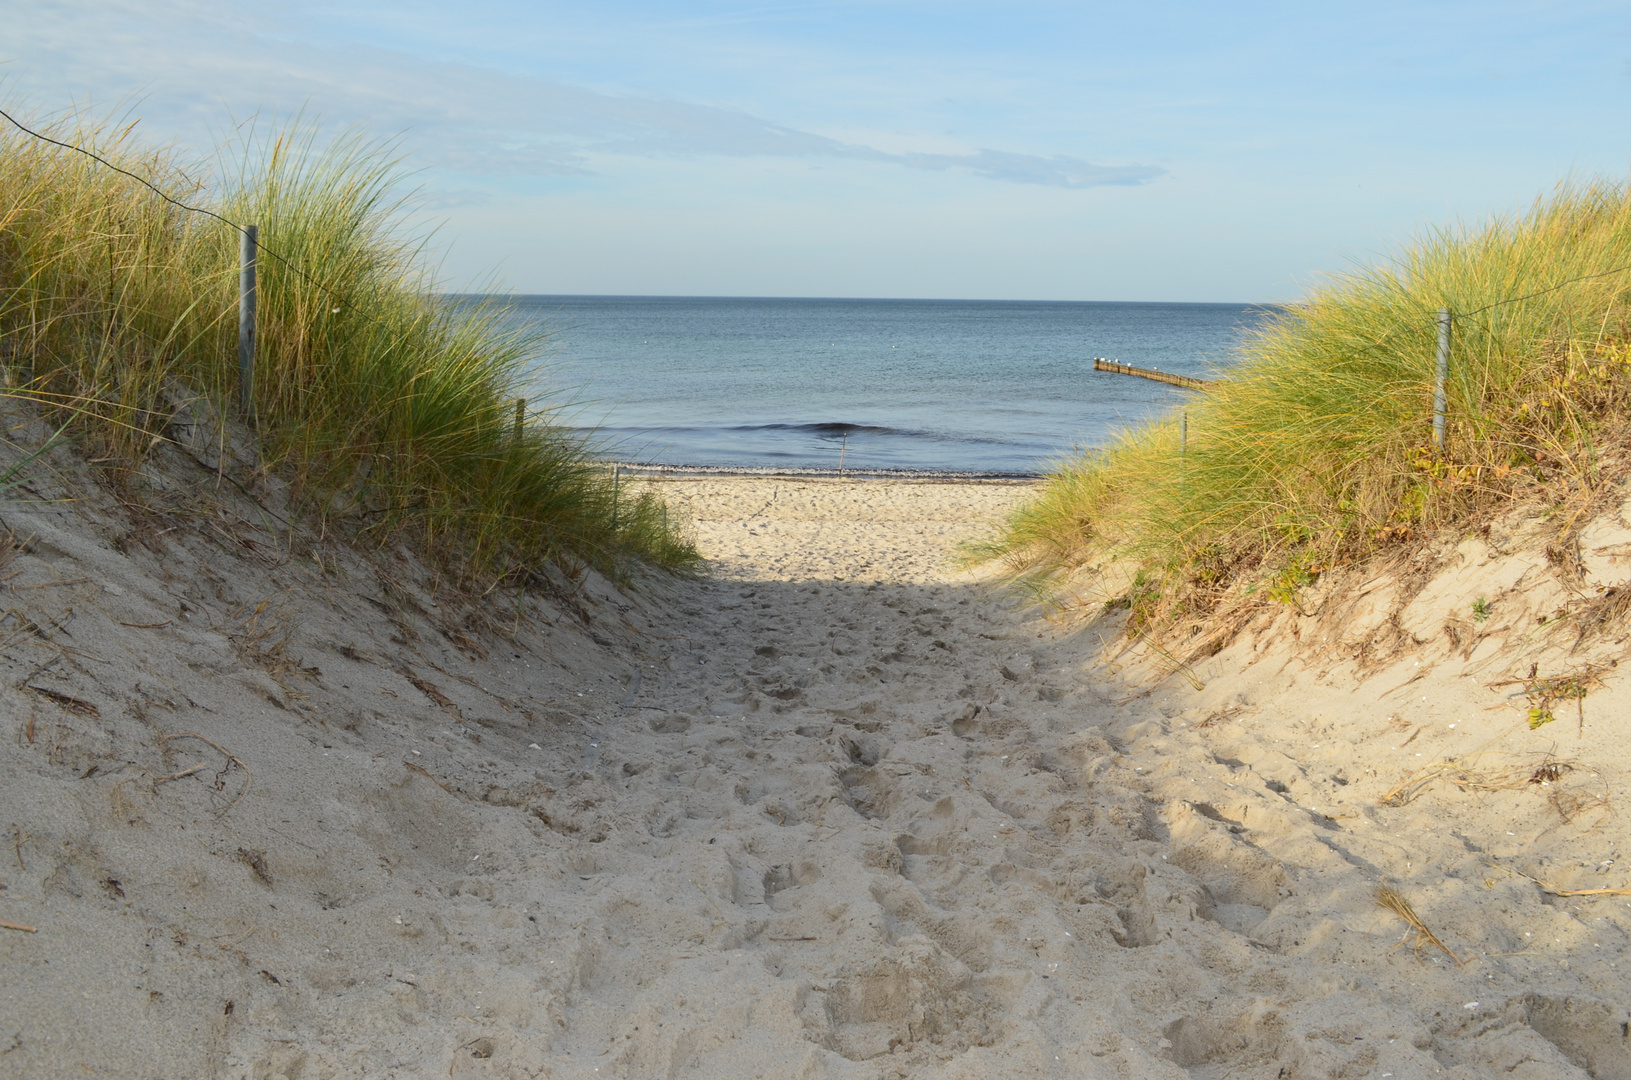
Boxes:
[1433,308,1450,451]
[238,225,257,419]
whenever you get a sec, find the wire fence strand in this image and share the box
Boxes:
[0,106,351,313]
[1451,262,1631,321]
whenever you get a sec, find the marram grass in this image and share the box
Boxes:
[0,109,699,584]
[979,182,1631,643]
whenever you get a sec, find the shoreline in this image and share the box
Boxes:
[613,461,1043,482]
[650,474,1033,582]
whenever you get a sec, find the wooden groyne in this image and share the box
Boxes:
[1093,357,1213,390]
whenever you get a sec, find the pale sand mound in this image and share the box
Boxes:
[2,462,1629,1079]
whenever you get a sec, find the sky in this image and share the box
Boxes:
[5,1,1631,301]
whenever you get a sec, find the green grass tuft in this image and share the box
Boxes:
[981,181,1631,641]
[0,108,700,585]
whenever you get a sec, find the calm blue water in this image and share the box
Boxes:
[492,297,1275,475]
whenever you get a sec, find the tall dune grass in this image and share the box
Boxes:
[0,109,698,583]
[982,183,1631,641]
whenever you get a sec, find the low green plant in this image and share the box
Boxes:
[1472,596,1492,622]
[1265,550,1323,605]
[0,107,699,585]
[980,181,1631,647]
[1522,669,1601,731]
[1101,570,1162,637]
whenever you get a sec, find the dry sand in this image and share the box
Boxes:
[3,457,1631,1079]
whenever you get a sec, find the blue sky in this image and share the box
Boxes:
[6,1,1631,300]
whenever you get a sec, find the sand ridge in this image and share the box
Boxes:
[2,466,1629,1078]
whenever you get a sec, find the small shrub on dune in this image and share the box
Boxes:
[983,182,1631,643]
[0,107,699,585]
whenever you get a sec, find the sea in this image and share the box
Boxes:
[492,297,1276,477]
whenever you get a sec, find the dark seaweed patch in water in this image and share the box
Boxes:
[729,421,1012,446]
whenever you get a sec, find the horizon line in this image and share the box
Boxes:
[441,292,1282,306]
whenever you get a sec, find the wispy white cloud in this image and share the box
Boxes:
[414,187,496,210]
[239,47,1162,189]
[898,149,1160,188]
[4,4,1162,190]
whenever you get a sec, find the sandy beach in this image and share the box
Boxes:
[3,467,1630,1079]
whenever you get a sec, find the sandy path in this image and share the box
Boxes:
[539,478,1188,1076]
[3,466,1628,1079]
[523,478,1631,1079]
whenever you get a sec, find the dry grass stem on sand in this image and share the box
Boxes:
[160,731,252,813]
[1376,886,1463,965]
[1377,748,1605,811]
[1486,862,1631,899]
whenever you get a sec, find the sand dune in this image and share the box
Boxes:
[2,465,1629,1078]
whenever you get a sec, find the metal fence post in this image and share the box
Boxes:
[1433,308,1450,452]
[238,225,257,419]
